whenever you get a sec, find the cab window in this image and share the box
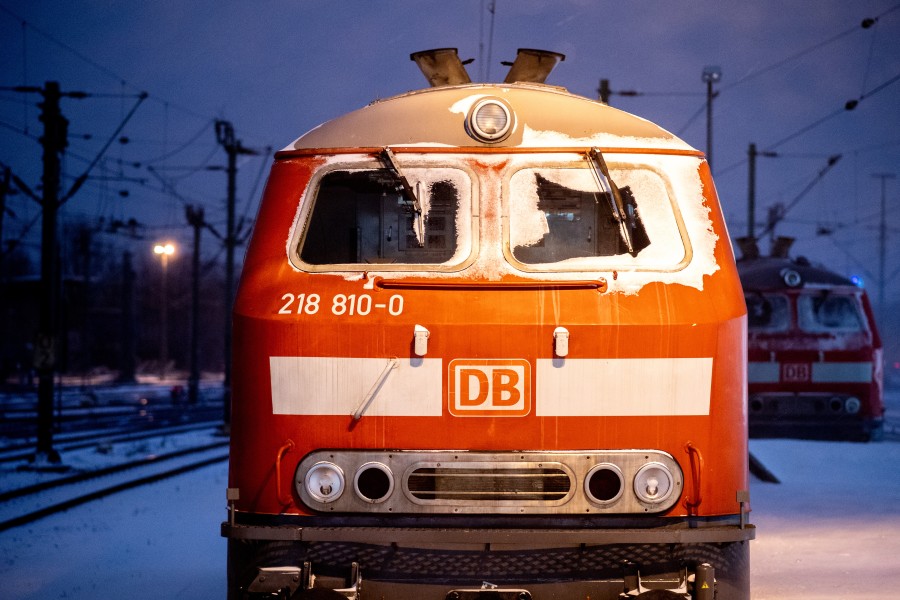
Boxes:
[298,167,471,269]
[508,165,685,270]
[798,294,864,332]
[745,293,790,332]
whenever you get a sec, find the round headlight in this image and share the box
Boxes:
[467,99,512,143]
[845,396,861,415]
[780,268,802,287]
[584,463,624,505]
[304,462,345,503]
[354,462,394,503]
[633,462,674,504]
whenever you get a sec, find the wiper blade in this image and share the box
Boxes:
[588,147,636,256]
[380,147,422,215]
[380,146,424,247]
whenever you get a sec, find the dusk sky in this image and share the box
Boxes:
[1,1,899,294]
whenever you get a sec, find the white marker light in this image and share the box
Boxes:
[304,462,345,503]
[633,462,674,504]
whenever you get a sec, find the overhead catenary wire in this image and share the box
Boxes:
[765,70,900,151]
[694,6,899,173]
[754,154,842,240]
[717,5,899,95]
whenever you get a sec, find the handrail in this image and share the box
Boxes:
[683,442,704,515]
[275,439,295,506]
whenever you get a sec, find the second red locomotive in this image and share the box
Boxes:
[738,238,884,441]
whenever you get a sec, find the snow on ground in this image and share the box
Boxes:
[0,461,227,599]
[0,391,897,599]
[749,439,900,599]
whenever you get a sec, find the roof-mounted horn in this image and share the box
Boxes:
[410,48,473,87]
[503,48,566,84]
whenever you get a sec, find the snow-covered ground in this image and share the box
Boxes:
[0,393,897,599]
[749,439,900,598]
[0,460,227,599]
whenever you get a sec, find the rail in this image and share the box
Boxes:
[0,443,228,532]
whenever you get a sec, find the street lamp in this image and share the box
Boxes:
[702,66,722,169]
[153,242,175,380]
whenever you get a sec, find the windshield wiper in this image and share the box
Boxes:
[587,147,636,256]
[380,147,422,214]
[380,146,424,246]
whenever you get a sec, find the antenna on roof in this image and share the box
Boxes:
[502,48,566,84]
[410,48,473,87]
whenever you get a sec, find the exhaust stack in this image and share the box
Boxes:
[503,48,566,84]
[410,48,472,87]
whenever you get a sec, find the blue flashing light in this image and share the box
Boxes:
[850,275,864,288]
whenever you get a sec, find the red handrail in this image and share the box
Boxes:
[683,442,704,515]
[275,440,295,506]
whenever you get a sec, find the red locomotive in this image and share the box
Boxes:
[738,238,884,441]
[223,48,754,599]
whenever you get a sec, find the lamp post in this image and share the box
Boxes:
[702,66,722,169]
[153,242,175,380]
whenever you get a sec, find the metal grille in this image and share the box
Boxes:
[294,450,683,514]
[406,466,571,501]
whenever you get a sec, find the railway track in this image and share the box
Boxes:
[0,420,223,463]
[0,441,229,532]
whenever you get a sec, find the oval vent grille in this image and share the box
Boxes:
[407,466,571,502]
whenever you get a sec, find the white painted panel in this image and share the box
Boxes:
[270,357,442,416]
[812,362,872,384]
[748,362,780,384]
[536,358,713,416]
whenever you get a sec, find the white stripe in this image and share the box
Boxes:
[812,362,872,383]
[748,362,780,383]
[535,358,712,416]
[270,357,442,416]
[747,361,874,384]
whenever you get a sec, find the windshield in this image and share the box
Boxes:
[746,293,790,332]
[298,167,472,268]
[797,293,865,333]
[508,164,685,269]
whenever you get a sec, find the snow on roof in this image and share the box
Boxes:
[283,84,694,152]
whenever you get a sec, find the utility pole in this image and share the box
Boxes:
[597,78,641,106]
[21,81,89,465]
[6,83,141,464]
[0,168,10,367]
[702,66,722,169]
[0,168,9,260]
[186,205,205,405]
[873,173,896,329]
[119,250,136,383]
[36,81,66,464]
[598,79,611,104]
[215,120,258,428]
[747,143,779,239]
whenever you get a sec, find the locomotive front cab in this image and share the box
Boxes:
[225,49,753,600]
[741,254,885,441]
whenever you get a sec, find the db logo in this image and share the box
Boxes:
[781,362,811,383]
[448,359,531,417]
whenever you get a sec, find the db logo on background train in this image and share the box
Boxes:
[448,359,531,417]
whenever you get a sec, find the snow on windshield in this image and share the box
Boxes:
[508,164,685,269]
[297,166,472,269]
[290,152,718,295]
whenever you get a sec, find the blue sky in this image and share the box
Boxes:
[1,0,899,292]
